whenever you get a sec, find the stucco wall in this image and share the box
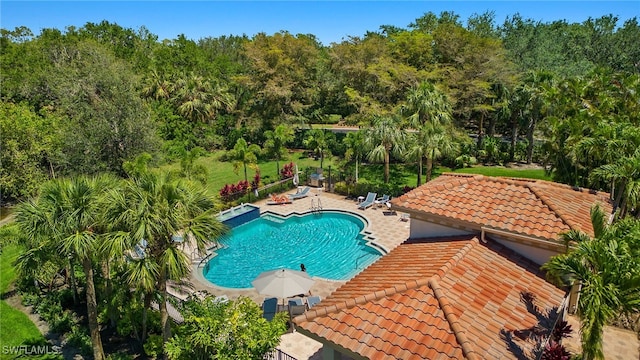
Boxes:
[409,218,473,238]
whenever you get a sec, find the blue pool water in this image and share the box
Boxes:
[203,211,383,288]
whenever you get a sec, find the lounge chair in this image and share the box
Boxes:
[288,298,304,307]
[288,186,311,200]
[306,295,321,309]
[358,192,377,210]
[262,297,278,321]
[375,194,391,208]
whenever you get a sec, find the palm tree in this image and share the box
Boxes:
[522,70,553,164]
[177,147,208,185]
[109,172,228,358]
[230,138,261,183]
[15,176,114,360]
[263,124,294,176]
[343,131,366,182]
[364,115,406,183]
[402,81,456,185]
[407,123,458,185]
[142,69,173,101]
[172,74,232,123]
[542,206,640,360]
[303,129,332,169]
[591,148,640,219]
[403,81,452,127]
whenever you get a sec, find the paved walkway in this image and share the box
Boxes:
[564,314,639,360]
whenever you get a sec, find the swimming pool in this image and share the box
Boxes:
[202,211,383,288]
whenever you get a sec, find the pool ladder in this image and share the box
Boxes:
[310,197,323,212]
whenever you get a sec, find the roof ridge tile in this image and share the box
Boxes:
[434,238,478,279]
[526,183,577,232]
[429,278,481,360]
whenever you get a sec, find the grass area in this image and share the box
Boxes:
[160,151,339,196]
[0,244,45,350]
[0,244,19,293]
[450,166,551,180]
[158,150,552,199]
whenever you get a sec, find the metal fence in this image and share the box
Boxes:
[263,348,298,360]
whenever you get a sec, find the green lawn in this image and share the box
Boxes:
[450,166,551,180]
[159,151,338,195]
[0,244,44,351]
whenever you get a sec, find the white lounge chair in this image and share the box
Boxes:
[375,194,391,208]
[358,192,377,210]
[288,186,311,200]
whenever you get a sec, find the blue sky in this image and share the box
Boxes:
[2,1,638,44]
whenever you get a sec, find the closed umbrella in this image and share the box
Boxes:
[251,268,314,299]
[293,164,299,187]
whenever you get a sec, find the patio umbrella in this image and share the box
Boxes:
[292,164,299,187]
[251,268,314,299]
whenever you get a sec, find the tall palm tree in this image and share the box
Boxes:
[407,123,458,185]
[15,176,114,360]
[263,124,294,176]
[343,131,366,182]
[402,81,456,185]
[542,206,640,360]
[303,129,332,169]
[109,172,228,358]
[364,115,406,183]
[230,138,261,183]
[522,70,553,164]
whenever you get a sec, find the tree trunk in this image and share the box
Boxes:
[426,155,434,183]
[355,158,359,183]
[526,117,536,164]
[158,274,170,360]
[102,260,116,329]
[477,114,484,149]
[509,112,519,162]
[416,155,423,187]
[83,257,105,360]
[142,292,151,342]
[384,150,390,184]
[276,160,280,179]
[487,115,497,138]
[243,163,248,183]
[68,258,78,306]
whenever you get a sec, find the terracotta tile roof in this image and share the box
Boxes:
[294,236,566,360]
[392,173,612,241]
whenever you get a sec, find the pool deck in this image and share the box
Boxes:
[179,189,411,359]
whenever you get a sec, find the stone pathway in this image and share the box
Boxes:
[564,314,639,360]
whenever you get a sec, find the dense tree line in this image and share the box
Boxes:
[1,12,639,210]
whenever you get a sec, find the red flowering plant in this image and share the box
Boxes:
[280,162,294,179]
